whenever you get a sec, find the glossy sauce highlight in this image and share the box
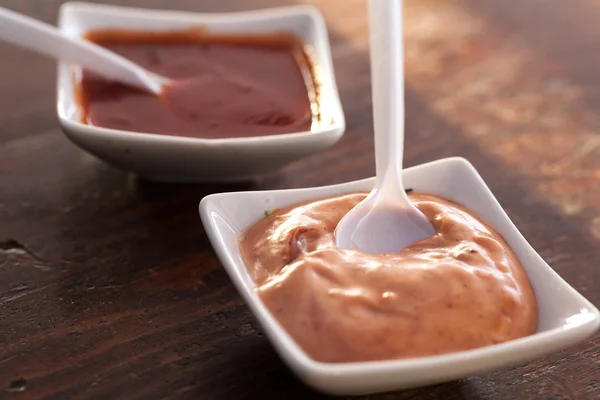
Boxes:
[76,29,324,139]
[240,193,538,363]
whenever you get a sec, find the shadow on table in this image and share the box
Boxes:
[53,166,257,308]
[179,333,481,400]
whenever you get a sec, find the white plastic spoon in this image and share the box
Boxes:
[0,6,170,94]
[335,0,435,254]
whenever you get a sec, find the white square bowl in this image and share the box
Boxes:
[56,2,345,183]
[199,157,600,396]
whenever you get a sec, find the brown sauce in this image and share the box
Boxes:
[76,30,321,139]
[240,193,538,363]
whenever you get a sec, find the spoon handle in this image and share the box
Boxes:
[0,7,160,93]
[369,0,406,195]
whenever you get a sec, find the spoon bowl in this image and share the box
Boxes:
[335,194,437,254]
[335,0,434,253]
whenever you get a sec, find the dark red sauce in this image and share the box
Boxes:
[77,30,319,139]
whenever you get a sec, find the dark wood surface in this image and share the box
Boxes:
[1,0,599,398]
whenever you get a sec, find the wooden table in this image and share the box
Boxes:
[1,0,599,398]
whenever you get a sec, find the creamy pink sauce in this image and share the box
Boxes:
[240,193,538,363]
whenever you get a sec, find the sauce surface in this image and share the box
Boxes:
[77,30,317,138]
[240,193,538,363]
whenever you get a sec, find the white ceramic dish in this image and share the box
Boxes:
[56,2,345,182]
[199,157,600,396]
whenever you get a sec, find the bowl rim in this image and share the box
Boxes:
[199,156,600,378]
[56,1,346,146]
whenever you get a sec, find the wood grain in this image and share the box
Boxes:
[0,0,599,398]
